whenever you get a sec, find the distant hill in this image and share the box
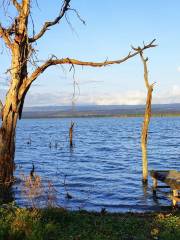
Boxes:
[21,103,180,118]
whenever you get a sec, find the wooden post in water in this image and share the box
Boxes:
[69,121,74,148]
[140,52,155,184]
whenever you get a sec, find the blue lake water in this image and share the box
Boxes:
[13,117,180,212]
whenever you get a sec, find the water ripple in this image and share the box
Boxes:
[13,117,180,212]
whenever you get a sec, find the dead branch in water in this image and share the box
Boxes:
[140,51,155,184]
[69,121,74,148]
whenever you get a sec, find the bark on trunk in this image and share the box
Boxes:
[0,43,28,185]
[0,111,18,185]
[0,4,29,185]
[139,51,154,184]
[141,86,153,183]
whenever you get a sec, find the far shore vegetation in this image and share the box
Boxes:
[20,113,180,119]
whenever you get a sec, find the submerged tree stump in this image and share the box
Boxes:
[69,121,74,148]
[141,85,153,183]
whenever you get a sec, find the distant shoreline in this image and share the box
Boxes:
[21,113,180,119]
[8,103,180,119]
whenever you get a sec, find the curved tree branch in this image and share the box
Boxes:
[18,39,157,100]
[29,0,71,42]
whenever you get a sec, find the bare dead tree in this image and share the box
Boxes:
[139,51,155,183]
[0,0,156,185]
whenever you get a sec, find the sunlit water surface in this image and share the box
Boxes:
[12,117,180,212]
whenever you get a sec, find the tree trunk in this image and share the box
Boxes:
[0,18,29,185]
[141,86,153,183]
[0,110,18,185]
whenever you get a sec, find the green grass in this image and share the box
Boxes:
[0,204,179,240]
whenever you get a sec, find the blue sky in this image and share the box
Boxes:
[0,0,180,106]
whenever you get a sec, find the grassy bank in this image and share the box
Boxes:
[0,204,179,240]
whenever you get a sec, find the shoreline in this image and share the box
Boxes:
[21,113,180,119]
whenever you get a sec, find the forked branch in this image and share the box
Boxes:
[29,0,71,42]
[11,0,21,12]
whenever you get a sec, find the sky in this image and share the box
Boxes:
[0,0,180,106]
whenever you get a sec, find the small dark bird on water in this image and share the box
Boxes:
[66,192,73,199]
[30,164,35,178]
[27,136,31,145]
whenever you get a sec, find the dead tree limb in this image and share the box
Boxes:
[69,121,74,147]
[140,51,155,184]
[18,39,157,100]
[29,0,71,42]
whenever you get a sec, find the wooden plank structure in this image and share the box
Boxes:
[150,170,180,207]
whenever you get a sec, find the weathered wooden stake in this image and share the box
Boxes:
[140,52,155,184]
[69,121,74,147]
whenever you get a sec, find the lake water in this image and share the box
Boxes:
[13,117,180,212]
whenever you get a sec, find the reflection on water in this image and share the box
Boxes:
[7,117,180,211]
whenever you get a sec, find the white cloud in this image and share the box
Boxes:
[23,90,147,106]
[94,90,146,105]
[2,85,180,107]
[153,85,180,104]
[24,91,73,106]
[171,85,180,96]
[177,66,180,72]
[24,90,151,106]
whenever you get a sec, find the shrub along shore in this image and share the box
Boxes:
[0,204,179,240]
